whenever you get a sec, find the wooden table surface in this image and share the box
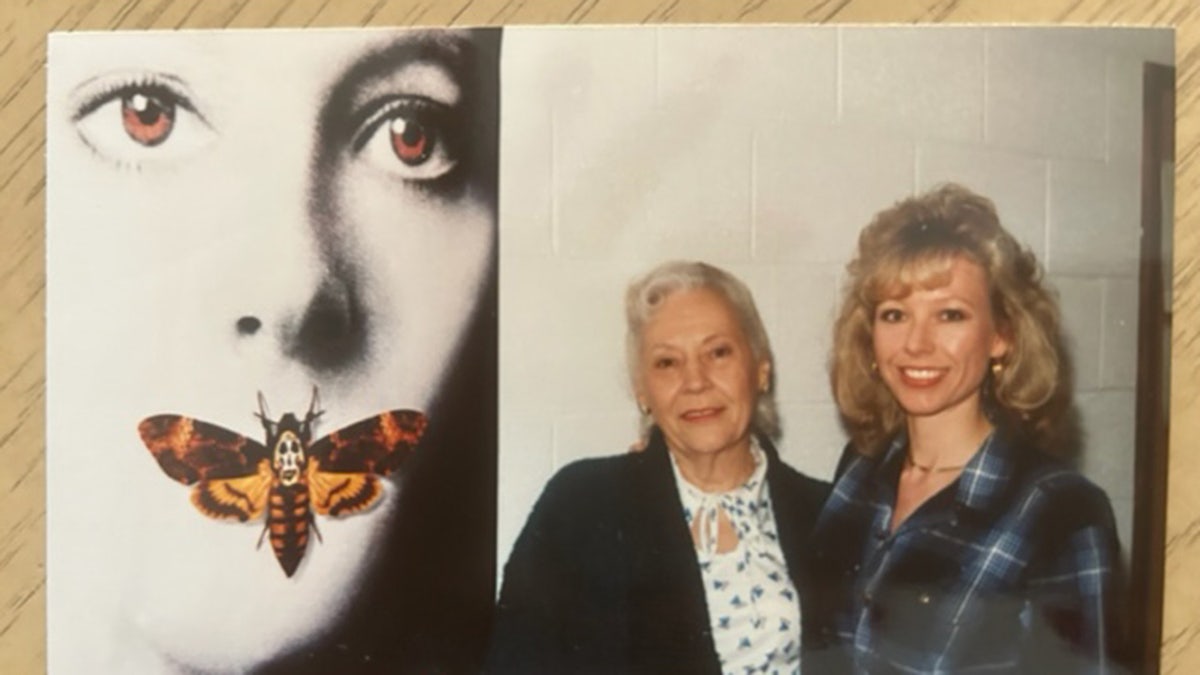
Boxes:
[2,0,1196,673]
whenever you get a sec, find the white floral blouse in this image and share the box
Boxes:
[669,440,802,675]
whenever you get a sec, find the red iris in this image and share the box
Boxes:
[121,92,175,147]
[389,116,432,166]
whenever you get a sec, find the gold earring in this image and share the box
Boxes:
[870,361,878,373]
[639,403,651,415]
[991,360,1004,375]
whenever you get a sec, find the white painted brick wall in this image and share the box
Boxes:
[986,28,1110,160]
[656,25,839,125]
[1103,278,1142,389]
[753,122,916,265]
[1076,391,1140,501]
[1048,159,1143,276]
[498,25,1172,570]
[916,143,1047,262]
[776,401,846,480]
[841,27,985,143]
[1057,278,1107,392]
[554,106,756,261]
[769,266,841,408]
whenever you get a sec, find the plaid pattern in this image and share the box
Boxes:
[806,429,1125,674]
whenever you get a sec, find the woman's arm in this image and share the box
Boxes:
[486,467,580,674]
[485,459,628,674]
[1024,479,1129,674]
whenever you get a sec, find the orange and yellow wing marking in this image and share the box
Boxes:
[190,459,273,522]
[309,409,427,476]
[138,415,268,484]
[307,460,383,517]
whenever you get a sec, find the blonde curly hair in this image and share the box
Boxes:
[830,183,1069,456]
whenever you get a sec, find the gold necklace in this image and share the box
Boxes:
[905,453,968,473]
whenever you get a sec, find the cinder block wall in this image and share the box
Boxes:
[498,26,1173,569]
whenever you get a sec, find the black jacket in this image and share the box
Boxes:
[486,429,830,674]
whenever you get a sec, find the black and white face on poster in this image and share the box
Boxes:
[47,27,499,673]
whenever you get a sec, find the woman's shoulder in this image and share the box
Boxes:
[1004,445,1117,530]
[835,440,866,474]
[769,457,832,498]
[1010,441,1107,495]
[1030,464,1111,507]
[534,452,652,508]
[758,439,833,514]
[554,446,657,478]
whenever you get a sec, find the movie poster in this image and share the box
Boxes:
[46,28,499,673]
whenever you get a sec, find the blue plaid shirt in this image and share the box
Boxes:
[804,429,1126,674]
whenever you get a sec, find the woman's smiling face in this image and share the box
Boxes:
[636,288,769,466]
[48,29,495,671]
[871,256,1009,425]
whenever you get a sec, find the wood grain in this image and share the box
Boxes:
[1,0,1194,673]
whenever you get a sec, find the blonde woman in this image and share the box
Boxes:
[807,184,1125,674]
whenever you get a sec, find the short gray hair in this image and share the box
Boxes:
[624,260,780,440]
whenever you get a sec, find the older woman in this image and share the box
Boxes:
[806,184,1126,673]
[488,261,829,674]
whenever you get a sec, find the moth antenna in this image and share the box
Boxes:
[307,386,324,423]
[256,391,273,422]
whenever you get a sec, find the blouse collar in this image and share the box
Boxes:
[668,438,774,557]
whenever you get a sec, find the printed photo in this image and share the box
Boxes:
[496,25,1173,674]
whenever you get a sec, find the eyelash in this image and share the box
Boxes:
[875,307,969,322]
[877,308,904,323]
[73,74,199,122]
[70,73,212,169]
[651,344,732,370]
[350,95,462,187]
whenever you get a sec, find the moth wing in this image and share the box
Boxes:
[190,460,273,521]
[309,410,427,476]
[307,462,383,517]
[138,415,268,484]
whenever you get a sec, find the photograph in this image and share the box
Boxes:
[42,21,1175,674]
[45,27,499,673]
[495,24,1173,674]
